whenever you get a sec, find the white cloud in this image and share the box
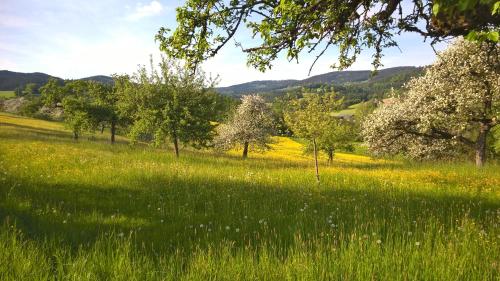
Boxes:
[126,1,164,21]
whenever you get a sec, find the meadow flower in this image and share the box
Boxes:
[118,232,124,237]
[376,239,382,244]
[200,224,204,228]
[161,219,164,223]
[235,228,240,233]
[63,220,67,224]
[415,242,421,246]
[225,226,230,230]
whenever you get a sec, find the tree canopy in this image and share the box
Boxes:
[285,92,344,181]
[362,39,499,167]
[157,0,499,72]
[124,57,219,157]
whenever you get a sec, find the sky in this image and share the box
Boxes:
[0,0,447,87]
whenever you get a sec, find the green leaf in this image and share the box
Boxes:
[487,31,499,42]
[432,2,440,15]
[465,30,478,40]
[492,1,500,15]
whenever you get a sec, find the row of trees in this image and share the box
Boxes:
[39,58,234,156]
[35,39,498,176]
[217,93,357,182]
[36,57,358,165]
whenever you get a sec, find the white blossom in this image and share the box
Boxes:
[362,39,499,165]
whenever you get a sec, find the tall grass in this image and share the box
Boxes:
[0,112,499,280]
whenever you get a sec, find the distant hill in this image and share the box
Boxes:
[216,66,423,100]
[0,70,113,91]
[0,71,61,90]
[1,67,422,104]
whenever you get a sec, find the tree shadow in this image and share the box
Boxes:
[0,122,129,145]
[1,170,497,257]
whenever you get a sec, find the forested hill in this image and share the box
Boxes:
[0,71,60,90]
[1,66,423,104]
[0,70,113,90]
[216,66,424,102]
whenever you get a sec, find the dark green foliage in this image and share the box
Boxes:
[158,0,498,72]
[88,76,133,143]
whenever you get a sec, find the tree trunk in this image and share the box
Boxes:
[73,131,78,140]
[475,124,490,167]
[312,138,320,183]
[327,150,333,165]
[100,124,105,134]
[242,141,249,159]
[110,120,116,144]
[173,135,179,158]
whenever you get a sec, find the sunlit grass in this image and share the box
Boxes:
[0,91,15,99]
[332,102,361,117]
[0,112,499,280]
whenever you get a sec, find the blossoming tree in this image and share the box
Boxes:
[215,95,275,159]
[362,39,499,167]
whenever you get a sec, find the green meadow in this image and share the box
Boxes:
[0,91,15,99]
[0,112,499,280]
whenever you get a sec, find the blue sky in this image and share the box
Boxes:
[1,0,446,86]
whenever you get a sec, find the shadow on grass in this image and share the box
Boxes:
[1,170,498,257]
[0,122,129,145]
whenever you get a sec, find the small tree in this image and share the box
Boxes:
[23,83,39,96]
[41,79,97,140]
[126,57,217,157]
[61,96,94,140]
[285,93,343,182]
[316,118,357,164]
[215,95,275,159]
[362,39,499,167]
[88,75,132,144]
[40,78,65,107]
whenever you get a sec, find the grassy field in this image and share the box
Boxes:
[332,102,361,117]
[0,91,15,99]
[0,112,499,280]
